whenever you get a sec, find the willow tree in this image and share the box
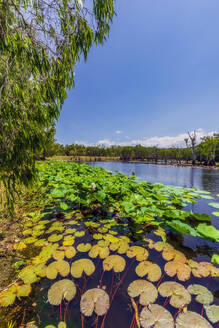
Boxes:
[0,0,115,214]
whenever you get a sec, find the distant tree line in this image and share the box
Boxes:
[43,132,219,166]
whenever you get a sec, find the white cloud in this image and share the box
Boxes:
[115,130,123,134]
[73,129,216,148]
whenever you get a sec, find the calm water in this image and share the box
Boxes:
[88,162,219,195]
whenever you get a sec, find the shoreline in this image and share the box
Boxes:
[47,156,219,170]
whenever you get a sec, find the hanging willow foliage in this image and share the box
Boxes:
[0,0,115,214]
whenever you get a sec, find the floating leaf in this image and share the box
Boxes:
[71,259,95,278]
[77,243,91,252]
[135,261,161,282]
[19,266,39,284]
[140,304,174,328]
[80,288,109,316]
[58,322,67,328]
[48,279,76,305]
[212,212,219,217]
[53,250,65,261]
[63,235,75,246]
[197,224,219,242]
[110,240,129,254]
[126,246,149,261]
[208,202,219,209]
[175,311,213,328]
[211,254,219,265]
[93,233,103,240]
[103,255,126,273]
[150,241,173,252]
[75,231,85,238]
[23,237,37,244]
[64,246,77,259]
[159,282,191,308]
[205,305,219,324]
[98,240,110,247]
[64,228,76,235]
[164,261,191,281]
[103,234,119,243]
[46,260,70,279]
[48,234,63,243]
[89,245,109,259]
[162,249,186,263]
[127,280,158,305]
[187,284,213,305]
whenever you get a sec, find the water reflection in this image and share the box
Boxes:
[88,162,219,195]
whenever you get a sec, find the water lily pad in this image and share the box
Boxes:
[151,241,173,252]
[211,254,219,265]
[23,237,37,244]
[53,250,65,261]
[127,279,158,305]
[80,288,109,316]
[48,234,63,243]
[103,255,126,273]
[187,284,213,305]
[199,195,214,200]
[46,260,70,279]
[175,311,213,328]
[205,305,219,324]
[16,284,32,297]
[135,261,162,282]
[71,259,95,278]
[58,322,67,328]
[64,246,77,258]
[212,212,219,217]
[110,240,129,254]
[98,240,110,247]
[75,231,85,237]
[63,235,75,246]
[164,261,191,281]
[48,279,76,305]
[208,202,219,209]
[19,266,39,284]
[64,228,76,234]
[162,249,186,263]
[89,245,109,259]
[159,281,191,308]
[77,243,91,252]
[126,246,149,261]
[140,304,174,328]
[197,224,219,242]
[93,233,103,240]
[103,234,119,243]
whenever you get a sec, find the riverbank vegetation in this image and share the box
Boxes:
[0,161,219,327]
[43,131,219,166]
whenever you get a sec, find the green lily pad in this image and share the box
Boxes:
[212,212,219,217]
[197,224,219,242]
[205,305,219,324]
[208,202,219,209]
[211,254,219,265]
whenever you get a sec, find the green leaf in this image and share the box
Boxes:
[197,223,219,242]
[166,220,198,237]
[211,254,219,265]
[192,213,212,222]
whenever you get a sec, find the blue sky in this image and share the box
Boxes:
[56,0,219,147]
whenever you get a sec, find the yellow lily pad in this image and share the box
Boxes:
[77,243,91,252]
[46,260,70,279]
[48,234,63,243]
[159,281,191,308]
[135,261,162,282]
[75,231,85,238]
[48,279,76,305]
[140,304,174,328]
[164,261,191,281]
[187,284,213,305]
[126,246,148,261]
[205,305,219,324]
[103,255,126,273]
[71,259,95,278]
[80,288,109,316]
[162,249,186,263]
[63,235,75,246]
[89,245,109,259]
[127,279,158,305]
[175,311,213,328]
